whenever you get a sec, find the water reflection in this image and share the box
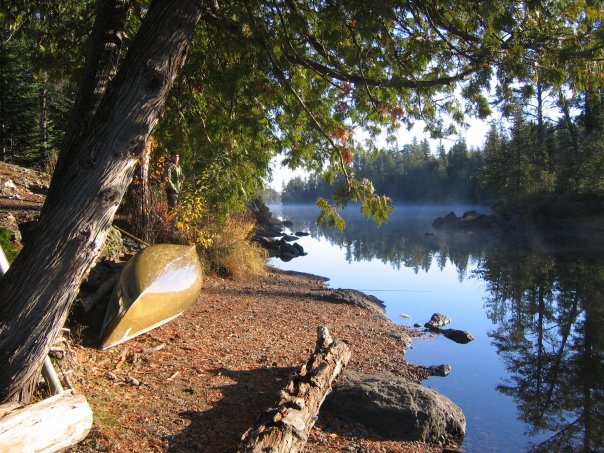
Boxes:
[293,204,493,276]
[478,251,604,453]
[272,204,604,452]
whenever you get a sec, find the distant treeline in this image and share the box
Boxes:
[282,112,604,205]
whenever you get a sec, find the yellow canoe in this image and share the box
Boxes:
[99,244,203,350]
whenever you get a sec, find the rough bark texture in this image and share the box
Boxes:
[238,326,352,453]
[52,0,130,182]
[0,0,206,403]
[0,389,93,452]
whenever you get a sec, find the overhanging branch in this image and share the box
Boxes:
[284,53,475,89]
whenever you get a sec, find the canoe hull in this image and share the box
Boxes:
[99,244,203,350]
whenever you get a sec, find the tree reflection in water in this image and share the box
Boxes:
[477,250,604,453]
[288,205,604,452]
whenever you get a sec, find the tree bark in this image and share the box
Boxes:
[238,326,351,453]
[0,0,206,403]
[51,0,129,182]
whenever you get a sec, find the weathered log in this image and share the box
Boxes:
[79,276,117,313]
[238,326,351,453]
[0,389,92,452]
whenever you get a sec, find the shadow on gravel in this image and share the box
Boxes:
[167,365,296,453]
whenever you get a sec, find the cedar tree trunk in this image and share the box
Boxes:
[0,0,206,403]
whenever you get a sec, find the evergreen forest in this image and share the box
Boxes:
[282,108,604,206]
[3,2,604,219]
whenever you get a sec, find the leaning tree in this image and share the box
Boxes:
[1,0,600,402]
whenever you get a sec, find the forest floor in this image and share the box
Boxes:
[1,161,443,452]
[65,269,437,453]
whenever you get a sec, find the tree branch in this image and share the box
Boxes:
[283,53,475,89]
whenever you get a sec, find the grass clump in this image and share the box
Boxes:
[171,191,267,280]
[0,227,20,263]
[199,213,267,280]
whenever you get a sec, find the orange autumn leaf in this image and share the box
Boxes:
[334,126,350,144]
[341,148,354,165]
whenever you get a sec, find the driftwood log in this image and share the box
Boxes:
[0,389,92,452]
[238,326,351,453]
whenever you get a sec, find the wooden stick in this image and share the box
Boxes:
[79,276,118,313]
[113,225,150,247]
[0,245,10,277]
[41,356,63,396]
[238,326,351,453]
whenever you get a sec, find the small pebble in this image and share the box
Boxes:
[125,376,140,386]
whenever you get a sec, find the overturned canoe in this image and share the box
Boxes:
[99,244,203,350]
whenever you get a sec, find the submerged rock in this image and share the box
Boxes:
[441,328,474,344]
[324,370,466,445]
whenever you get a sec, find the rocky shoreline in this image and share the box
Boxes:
[431,199,604,247]
[2,167,467,452]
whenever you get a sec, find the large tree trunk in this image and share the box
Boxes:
[0,0,206,403]
[51,0,130,184]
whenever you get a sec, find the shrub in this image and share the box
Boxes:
[100,226,124,261]
[119,168,267,280]
[200,213,267,280]
[172,191,267,280]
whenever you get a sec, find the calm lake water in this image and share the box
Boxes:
[267,203,604,453]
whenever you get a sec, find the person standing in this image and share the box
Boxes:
[164,152,182,208]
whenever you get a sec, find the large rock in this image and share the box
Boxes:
[433,209,496,231]
[432,211,460,229]
[426,364,452,377]
[277,240,308,261]
[324,370,466,445]
[324,289,386,314]
[441,328,474,344]
[425,313,452,330]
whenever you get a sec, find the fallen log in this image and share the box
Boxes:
[238,326,351,453]
[0,389,92,453]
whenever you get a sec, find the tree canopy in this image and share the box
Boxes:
[0,0,603,402]
[4,1,602,215]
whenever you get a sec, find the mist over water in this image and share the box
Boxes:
[268,203,604,453]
